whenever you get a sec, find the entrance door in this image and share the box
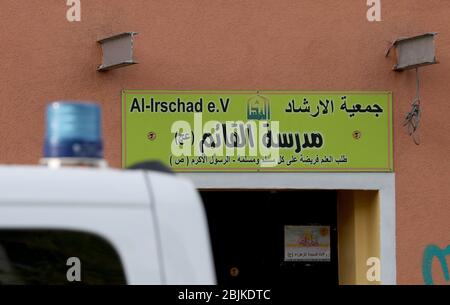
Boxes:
[201,190,338,285]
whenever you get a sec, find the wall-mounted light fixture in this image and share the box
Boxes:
[386,32,438,144]
[97,32,138,72]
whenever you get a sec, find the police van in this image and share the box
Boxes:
[0,102,216,285]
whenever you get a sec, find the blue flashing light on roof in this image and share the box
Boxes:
[44,102,103,159]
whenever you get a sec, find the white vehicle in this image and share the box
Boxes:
[0,165,216,285]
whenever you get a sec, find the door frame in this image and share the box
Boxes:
[181,172,396,285]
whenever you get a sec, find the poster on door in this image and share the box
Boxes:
[284,225,331,262]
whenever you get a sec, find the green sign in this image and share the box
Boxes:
[122,91,393,172]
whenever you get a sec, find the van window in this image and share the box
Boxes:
[0,230,126,285]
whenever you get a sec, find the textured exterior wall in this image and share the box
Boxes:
[0,0,449,284]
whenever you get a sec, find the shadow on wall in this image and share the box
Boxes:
[422,244,450,285]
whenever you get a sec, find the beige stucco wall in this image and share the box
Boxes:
[0,0,449,284]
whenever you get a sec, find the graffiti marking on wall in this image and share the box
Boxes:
[422,244,450,285]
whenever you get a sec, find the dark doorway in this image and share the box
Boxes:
[201,190,338,285]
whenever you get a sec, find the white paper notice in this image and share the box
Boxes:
[284,225,331,262]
